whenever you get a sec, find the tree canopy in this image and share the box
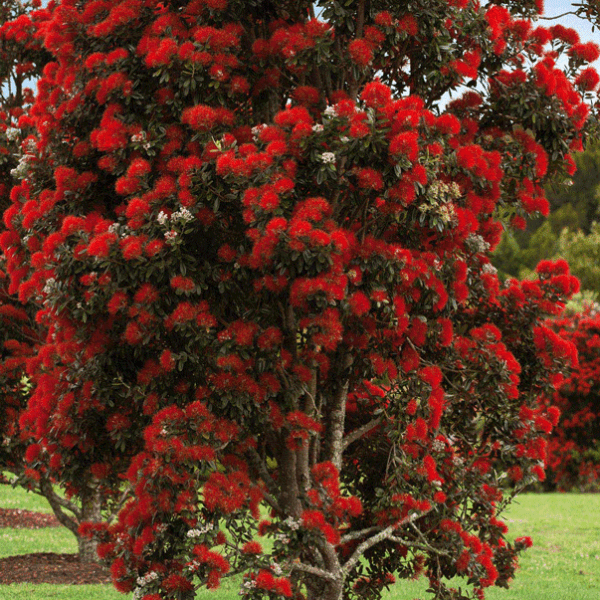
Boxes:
[0,1,597,599]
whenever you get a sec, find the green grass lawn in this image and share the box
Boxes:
[1,483,599,600]
[0,481,128,600]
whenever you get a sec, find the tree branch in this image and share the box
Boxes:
[323,353,353,470]
[245,447,281,511]
[106,486,133,524]
[277,441,302,516]
[340,525,381,543]
[39,476,81,534]
[342,416,383,450]
[343,523,397,574]
[356,0,366,39]
[291,560,338,581]
[342,508,433,574]
[388,535,451,557]
[539,12,580,21]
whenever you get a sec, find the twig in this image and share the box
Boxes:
[539,12,580,21]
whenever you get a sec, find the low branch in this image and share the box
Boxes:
[246,448,278,499]
[343,523,397,574]
[39,477,80,534]
[342,508,434,574]
[38,476,82,520]
[342,416,383,450]
[291,561,338,581]
[388,535,451,557]
[106,486,133,524]
[340,525,381,543]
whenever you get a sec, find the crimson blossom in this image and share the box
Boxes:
[0,0,595,599]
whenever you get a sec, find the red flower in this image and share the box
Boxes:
[273,577,293,597]
[434,491,447,503]
[134,283,159,304]
[374,11,393,27]
[25,443,41,463]
[242,541,263,554]
[107,291,128,314]
[408,318,427,346]
[397,14,418,36]
[274,106,312,128]
[348,39,373,67]
[88,232,117,257]
[106,413,131,432]
[171,302,197,323]
[292,85,320,105]
[217,244,237,262]
[257,327,283,350]
[61,216,86,235]
[356,167,384,190]
[531,464,546,481]
[389,131,419,161]
[181,105,233,131]
[126,158,151,178]
[575,67,600,91]
[436,114,460,135]
[301,509,340,545]
[162,574,193,593]
[515,536,533,548]
[569,42,600,63]
[159,349,175,372]
[419,366,443,388]
[550,24,580,45]
[170,275,195,291]
[348,291,371,316]
[124,321,143,344]
[360,80,391,107]
[121,236,143,260]
[145,239,165,256]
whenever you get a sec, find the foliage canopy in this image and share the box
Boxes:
[0,1,598,599]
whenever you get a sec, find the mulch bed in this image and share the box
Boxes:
[0,508,111,585]
[0,508,60,529]
[0,553,112,585]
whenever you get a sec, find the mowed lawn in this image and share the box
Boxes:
[1,483,599,600]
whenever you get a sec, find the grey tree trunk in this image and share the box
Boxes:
[77,485,103,563]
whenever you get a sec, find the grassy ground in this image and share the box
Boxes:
[1,483,599,599]
[0,483,127,600]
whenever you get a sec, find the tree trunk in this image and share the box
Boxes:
[77,485,103,563]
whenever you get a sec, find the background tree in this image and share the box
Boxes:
[0,0,50,486]
[0,1,595,599]
[547,306,600,491]
[0,0,109,562]
[492,140,600,282]
[555,223,600,297]
[545,142,600,232]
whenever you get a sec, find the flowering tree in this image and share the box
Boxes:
[0,0,112,560]
[547,306,600,491]
[0,0,596,598]
[0,0,44,485]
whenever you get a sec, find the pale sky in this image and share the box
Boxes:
[543,0,600,54]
